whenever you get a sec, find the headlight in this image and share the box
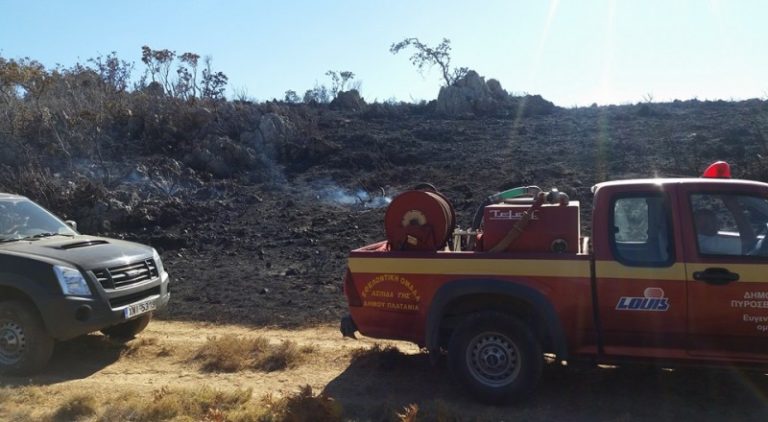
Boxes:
[53,265,92,296]
[153,249,166,276]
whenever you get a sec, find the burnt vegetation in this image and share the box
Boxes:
[1,45,768,327]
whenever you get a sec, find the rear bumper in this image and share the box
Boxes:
[41,272,170,340]
[340,314,358,338]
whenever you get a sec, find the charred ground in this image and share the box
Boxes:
[3,71,768,327]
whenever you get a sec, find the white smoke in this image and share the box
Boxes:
[317,184,391,209]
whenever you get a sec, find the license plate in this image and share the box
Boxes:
[124,298,157,319]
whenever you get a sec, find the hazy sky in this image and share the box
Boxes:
[2,0,766,106]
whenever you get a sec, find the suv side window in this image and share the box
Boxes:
[690,193,768,256]
[611,194,673,266]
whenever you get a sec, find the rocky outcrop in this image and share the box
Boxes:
[183,135,279,179]
[435,71,489,115]
[435,71,556,117]
[258,113,295,145]
[487,78,507,100]
[330,89,366,111]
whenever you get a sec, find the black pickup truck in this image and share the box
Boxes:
[0,193,170,374]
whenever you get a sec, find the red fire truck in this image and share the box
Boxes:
[340,162,768,403]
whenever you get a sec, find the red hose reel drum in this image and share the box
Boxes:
[385,190,455,251]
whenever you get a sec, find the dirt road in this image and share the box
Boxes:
[2,320,768,421]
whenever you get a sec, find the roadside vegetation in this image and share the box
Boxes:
[1,385,342,422]
[348,343,406,370]
[2,321,767,421]
[192,335,315,373]
[0,383,452,422]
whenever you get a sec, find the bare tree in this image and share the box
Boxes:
[141,46,175,94]
[284,90,300,103]
[88,52,133,93]
[201,55,228,100]
[140,47,226,100]
[390,37,468,86]
[177,52,200,99]
[325,70,355,96]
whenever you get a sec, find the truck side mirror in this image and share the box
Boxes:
[65,220,78,231]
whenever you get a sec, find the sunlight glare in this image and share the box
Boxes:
[530,0,560,78]
[597,0,617,105]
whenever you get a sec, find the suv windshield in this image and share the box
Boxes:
[0,197,77,242]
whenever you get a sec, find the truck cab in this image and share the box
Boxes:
[590,176,768,362]
[340,163,768,403]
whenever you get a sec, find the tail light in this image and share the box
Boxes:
[343,269,363,307]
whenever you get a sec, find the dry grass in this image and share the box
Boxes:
[0,387,43,421]
[410,399,464,422]
[349,343,405,370]
[361,399,463,422]
[193,335,311,373]
[397,403,420,422]
[98,386,253,421]
[0,387,13,404]
[52,393,98,421]
[121,337,174,358]
[193,335,268,372]
[0,385,47,406]
[254,340,306,372]
[34,385,341,422]
[263,385,343,422]
[299,344,318,354]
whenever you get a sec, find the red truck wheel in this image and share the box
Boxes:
[448,312,542,403]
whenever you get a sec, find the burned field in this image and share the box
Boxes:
[4,98,768,327]
[8,98,763,328]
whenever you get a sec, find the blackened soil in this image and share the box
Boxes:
[132,99,768,327]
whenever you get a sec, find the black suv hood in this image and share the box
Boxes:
[0,235,154,270]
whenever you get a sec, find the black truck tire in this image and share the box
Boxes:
[101,313,152,340]
[448,312,543,404]
[0,300,54,375]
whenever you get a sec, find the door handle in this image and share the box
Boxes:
[693,268,740,285]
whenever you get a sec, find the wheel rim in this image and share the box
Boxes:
[466,331,520,387]
[0,320,26,365]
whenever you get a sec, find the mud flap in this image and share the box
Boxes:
[340,314,358,339]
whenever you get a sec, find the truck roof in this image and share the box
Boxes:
[592,177,768,193]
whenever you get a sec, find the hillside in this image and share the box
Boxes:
[2,67,768,326]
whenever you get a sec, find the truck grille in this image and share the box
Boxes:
[94,259,159,289]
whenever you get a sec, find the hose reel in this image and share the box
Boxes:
[385,187,456,251]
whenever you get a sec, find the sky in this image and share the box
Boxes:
[1,0,767,106]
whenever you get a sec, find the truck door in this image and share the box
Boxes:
[680,187,768,360]
[594,189,688,356]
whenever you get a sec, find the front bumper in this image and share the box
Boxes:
[340,314,358,338]
[41,271,171,341]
